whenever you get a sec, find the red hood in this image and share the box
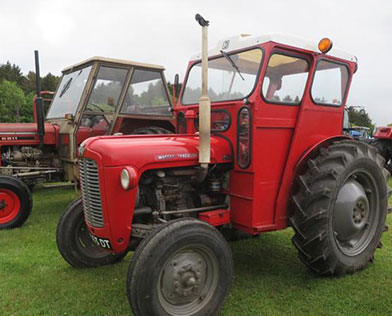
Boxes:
[0,123,56,135]
[82,134,233,168]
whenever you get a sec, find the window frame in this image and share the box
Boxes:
[236,106,252,169]
[310,58,351,108]
[193,109,232,133]
[260,50,311,106]
[119,67,172,116]
[84,65,129,115]
[181,47,265,106]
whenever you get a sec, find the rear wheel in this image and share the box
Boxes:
[56,198,126,268]
[0,175,32,229]
[290,140,390,275]
[373,139,392,173]
[127,218,233,316]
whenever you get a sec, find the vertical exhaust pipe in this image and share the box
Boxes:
[195,14,211,177]
[34,50,45,148]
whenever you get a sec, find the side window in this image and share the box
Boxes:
[86,66,128,113]
[262,53,309,104]
[121,69,171,115]
[194,110,231,133]
[311,60,349,106]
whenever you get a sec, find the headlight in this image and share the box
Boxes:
[121,169,130,190]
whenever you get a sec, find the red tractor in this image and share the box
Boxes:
[373,126,392,173]
[0,53,175,229]
[57,15,390,316]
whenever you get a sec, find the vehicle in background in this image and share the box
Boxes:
[0,54,175,229]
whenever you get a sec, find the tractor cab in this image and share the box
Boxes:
[45,57,175,179]
[175,34,358,231]
[0,56,175,229]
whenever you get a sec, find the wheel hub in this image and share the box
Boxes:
[161,252,206,305]
[0,199,6,211]
[334,180,369,243]
[0,189,19,221]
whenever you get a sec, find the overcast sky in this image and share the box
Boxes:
[1,0,391,125]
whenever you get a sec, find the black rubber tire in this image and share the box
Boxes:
[56,198,126,268]
[127,218,233,316]
[373,139,392,173]
[132,126,172,135]
[0,175,32,229]
[290,140,390,276]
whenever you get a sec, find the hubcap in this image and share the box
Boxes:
[158,246,219,315]
[334,180,369,241]
[333,171,379,256]
[0,189,20,224]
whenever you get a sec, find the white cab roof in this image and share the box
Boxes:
[191,33,357,62]
[62,56,165,72]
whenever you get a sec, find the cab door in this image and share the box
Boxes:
[230,46,313,232]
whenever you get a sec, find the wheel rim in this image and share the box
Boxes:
[75,218,111,259]
[158,245,219,315]
[0,189,21,224]
[333,169,380,256]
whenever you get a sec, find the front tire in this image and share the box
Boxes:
[127,218,233,316]
[56,198,126,268]
[0,175,32,229]
[290,140,390,275]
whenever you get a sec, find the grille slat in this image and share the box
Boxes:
[79,158,104,228]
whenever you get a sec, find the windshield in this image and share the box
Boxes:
[46,66,92,119]
[121,69,171,116]
[182,48,263,104]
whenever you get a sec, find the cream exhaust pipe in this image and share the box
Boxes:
[195,13,211,171]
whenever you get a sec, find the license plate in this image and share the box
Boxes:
[89,233,112,249]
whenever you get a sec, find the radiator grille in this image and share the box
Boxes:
[79,158,104,228]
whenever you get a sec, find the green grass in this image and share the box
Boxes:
[1,185,392,316]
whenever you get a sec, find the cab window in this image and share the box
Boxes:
[182,48,263,104]
[311,60,349,106]
[121,69,171,116]
[262,53,309,104]
[86,66,128,113]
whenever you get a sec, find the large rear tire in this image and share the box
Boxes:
[56,198,126,268]
[290,140,390,276]
[0,175,32,229]
[373,139,392,173]
[127,218,233,316]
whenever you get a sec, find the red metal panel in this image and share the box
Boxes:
[199,209,230,226]
[374,127,392,139]
[229,171,254,228]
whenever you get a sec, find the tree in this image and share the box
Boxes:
[42,73,60,92]
[347,106,375,134]
[0,80,26,123]
[0,62,24,86]
[23,92,35,123]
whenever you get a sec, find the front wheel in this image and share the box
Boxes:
[290,140,390,275]
[56,198,126,268]
[127,218,233,316]
[0,175,32,229]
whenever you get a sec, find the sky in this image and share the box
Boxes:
[1,0,391,125]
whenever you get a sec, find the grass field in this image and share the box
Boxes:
[1,185,392,316]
